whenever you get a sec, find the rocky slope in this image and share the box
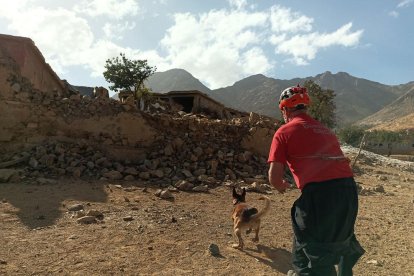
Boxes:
[146,69,413,125]
[358,87,414,130]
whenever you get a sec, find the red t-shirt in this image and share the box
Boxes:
[268,113,353,190]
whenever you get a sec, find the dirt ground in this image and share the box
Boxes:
[0,158,413,276]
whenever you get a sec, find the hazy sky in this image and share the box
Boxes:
[0,0,413,90]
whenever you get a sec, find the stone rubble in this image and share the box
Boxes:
[1,67,281,193]
[341,145,413,172]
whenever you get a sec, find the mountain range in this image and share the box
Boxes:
[145,69,414,127]
[358,87,414,131]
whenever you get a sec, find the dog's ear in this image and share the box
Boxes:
[241,188,246,201]
[232,187,238,198]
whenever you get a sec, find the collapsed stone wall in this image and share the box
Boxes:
[1,112,276,189]
[0,87,157,153]
[0,50,277,189]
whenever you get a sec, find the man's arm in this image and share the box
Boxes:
[268,162,289,193]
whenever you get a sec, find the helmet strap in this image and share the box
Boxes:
[281,108,289,123]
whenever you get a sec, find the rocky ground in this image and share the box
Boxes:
[0,146,413,276]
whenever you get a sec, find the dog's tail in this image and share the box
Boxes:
[251,196,271,220]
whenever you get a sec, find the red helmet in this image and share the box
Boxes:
[279,85,310,110]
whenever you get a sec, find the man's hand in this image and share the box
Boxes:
[268,162,288,194]
[279,179,290,193]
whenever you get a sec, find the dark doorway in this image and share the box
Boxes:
[172,96,194,113]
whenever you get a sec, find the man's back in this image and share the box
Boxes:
[269,113,353,189]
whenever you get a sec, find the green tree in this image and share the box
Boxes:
[103,53,156,102]
[337,125,366,146]
[304,80,336,128]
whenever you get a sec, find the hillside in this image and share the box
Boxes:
[145,68,211,94]
[366,113,414,131]
[358,87,414,130]
[209,74,295,118]
[311,72,409,124]
[146,69,413,125]
[73,69,414,126]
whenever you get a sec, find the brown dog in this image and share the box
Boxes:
[231,187,270,250]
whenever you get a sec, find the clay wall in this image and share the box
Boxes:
[0,34,65,97]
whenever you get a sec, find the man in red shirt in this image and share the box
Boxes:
[268,85,364,276]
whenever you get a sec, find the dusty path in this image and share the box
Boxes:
[0,158,413,276]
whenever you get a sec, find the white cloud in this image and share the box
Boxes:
[240,47,272,74]
[159,5,362,87]
[269,34,287,45]
[227,0,248,10]
[0,1,364,89]
[74,0,140,19]
[82,40,166,77]
[103,21,136,40]
[397,0,414,8]
[0,0,150,82]
[389,11,399,18]
[390,0,413,17]
[0,1,29,18]
[4,6,94,67]
[273,23,363,65]
[160,10,269,88]
[155,0,168,5]
[269,5,313,33]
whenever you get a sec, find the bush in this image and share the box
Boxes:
[337,125,366,146]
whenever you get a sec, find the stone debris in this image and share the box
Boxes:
[123,216,134,222]
[378,175,387,181]
[341,145,413,172]
[0,169,19,183]
[373,185,385,193]
[366,259,382,266]
[68,203,100,225]
[0,66,278,188]
[155,189,174,199]
[36,177,57,185]
[358,184,387,196]
[192,185,209,193]
[175,180,194,191]
[77,216,97,224]
[208,243,221,256]
[0,115,273,190]
[86,210,104,220]
[250,182,272,194]
[67,203,84,212]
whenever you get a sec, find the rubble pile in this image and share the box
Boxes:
[0,78,276,191]
[10,83,127,120]
[2,112,273,190]
[341,145,413,172]
[141,112,273,183]
[1,64,279,191]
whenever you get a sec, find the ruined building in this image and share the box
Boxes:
[0,34,278,188]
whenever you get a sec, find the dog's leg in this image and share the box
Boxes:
[232,227,244,250]
[252,220,260,243]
